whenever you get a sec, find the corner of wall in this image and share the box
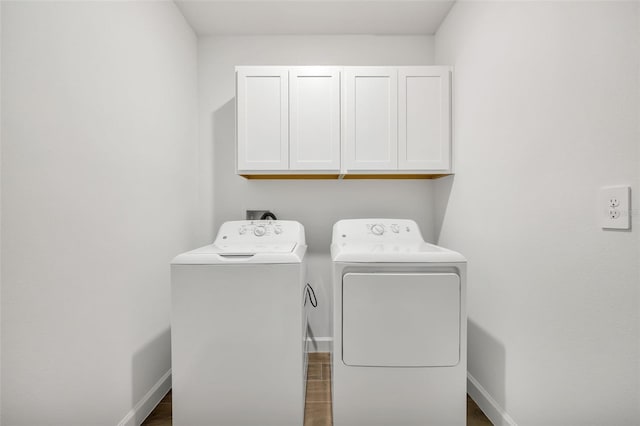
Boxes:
[467,374,517,426]
[117,371,171,426]
[1,0,4,423]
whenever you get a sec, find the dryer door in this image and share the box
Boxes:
[342,272,460,367]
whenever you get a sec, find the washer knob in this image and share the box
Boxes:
[253,226,266,237]
[391,224,400,233]
[274,226,283,235]
[371,224,385,236]
[239,227,246,235]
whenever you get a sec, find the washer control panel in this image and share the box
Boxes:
[238,222,283,237]
[216,220,304,244]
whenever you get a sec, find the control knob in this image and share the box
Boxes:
[371,224,385,236]
[391,224,400,233]
[253,226,266,237]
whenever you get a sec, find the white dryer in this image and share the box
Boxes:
[171,220,307,426]
[331,219,467,426]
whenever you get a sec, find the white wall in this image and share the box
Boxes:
[435,2,639,425]
[1,2,198,424]
[198,35,436,339]
[0,3,3,424]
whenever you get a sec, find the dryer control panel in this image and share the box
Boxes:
[333,219,423,242]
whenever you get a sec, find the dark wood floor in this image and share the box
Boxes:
[143,353,493,426]
[304,352,332,425]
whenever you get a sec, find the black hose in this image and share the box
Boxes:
[304,283,318,308]
[260,211,277,220]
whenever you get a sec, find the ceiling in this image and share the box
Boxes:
[174,0,456,36]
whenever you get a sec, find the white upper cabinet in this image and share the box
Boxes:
[236,67,289,171]
[398,67,451,171]
[289,67,340,171]
[235,65,452,178]
[343,67,398,171]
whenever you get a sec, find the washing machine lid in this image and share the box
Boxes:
[171,220,307,264]
[213,242,297,255]
[331,218,465,263]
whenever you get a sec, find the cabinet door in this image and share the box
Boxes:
[289,67,340,171]
[236,67,288,171]
[344,67,398,170]
[398,67,451,171]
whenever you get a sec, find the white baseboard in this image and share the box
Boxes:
[467,373,517,426]
[307,337,333,353]
[117,369,172,426]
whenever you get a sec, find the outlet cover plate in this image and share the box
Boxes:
[246,210,270,220]
[600,186,630,230]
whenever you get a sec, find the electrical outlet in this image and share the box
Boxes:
[246,210,270,220]
[600,186,630,230]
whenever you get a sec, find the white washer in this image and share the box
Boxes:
[171,220,307,426]
[331,219,467,426]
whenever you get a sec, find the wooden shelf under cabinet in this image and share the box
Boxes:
[239,174,452,180]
